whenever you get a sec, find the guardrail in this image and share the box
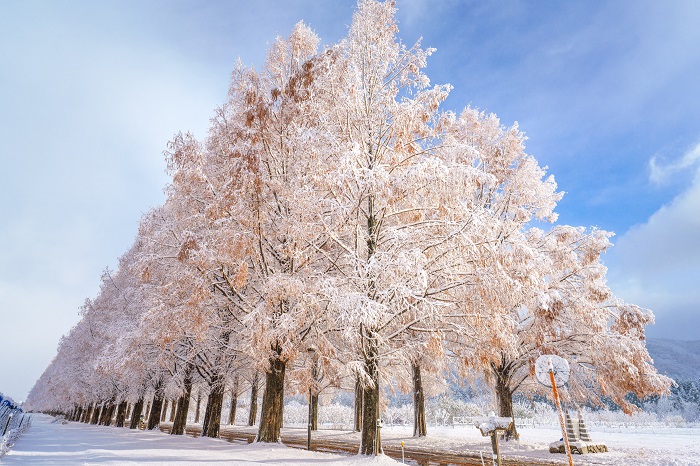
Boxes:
[0,402,32,457]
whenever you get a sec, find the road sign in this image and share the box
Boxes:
[535,354,570,388]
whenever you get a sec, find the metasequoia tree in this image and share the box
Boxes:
[313,0,453,454]
[135,123,270,437]
[195,21,334,443]
[311,0,555,453]
[384,340,447,438]
[467,225,673,438]
[89,264,143,428]
[26,318,95,414]
[125,219,186,432]
[134,200,234,438]
[422,103,564,439]
[407,338,447,437]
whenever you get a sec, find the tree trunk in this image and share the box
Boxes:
[98,402,108,425]
[160,399,169,422]
[201,389,212,434]
[129,398,144,429]
[169,400,177,422]
[359,187,382,455]
[172,373,192,435]
[493,360,519,441]
[99,402,112,426]
[147,397,163,430]
[248,371,260,426]
[90,404,101,424]
[256,346,286,443]
[148,382,164,430]
[311,393,319,430]
[101,401,115,426]
[194,391,202,424]
[359,331,381,455]
[82,405,92,423]
[354,378,363,432]
[202,379,225,438]
[144,401,151,422]
[126,403,131,421]
[115,400,128,427]
[107,402,116,425]
[228,377,239,425]
[412,362,427,437]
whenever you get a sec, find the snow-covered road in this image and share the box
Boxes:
[1,415,396,465]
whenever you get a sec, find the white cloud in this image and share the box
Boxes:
[649,143,700,185]
[607,165,700,339]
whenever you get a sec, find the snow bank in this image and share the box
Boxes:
[379,424,700,466]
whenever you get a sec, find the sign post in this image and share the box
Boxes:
[535,355,574,466]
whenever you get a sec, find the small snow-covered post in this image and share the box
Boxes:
[474,412,512,466]
[307,383,312,450]
[306,345,317,451]
[491,431,500,466]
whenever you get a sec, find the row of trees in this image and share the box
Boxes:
[26,0,671,454]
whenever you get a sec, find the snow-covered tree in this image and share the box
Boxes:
[456,225,673,439]
[198,21,335,442]
[26,2,671,456]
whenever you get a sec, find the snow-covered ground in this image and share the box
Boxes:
[3,414,700,465]
[379,424,700,465]
[1,414,397,465]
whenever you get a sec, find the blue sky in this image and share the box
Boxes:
[1,0,699,401]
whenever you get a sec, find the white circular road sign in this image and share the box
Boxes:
[535,354,570,387]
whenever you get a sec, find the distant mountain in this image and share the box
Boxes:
[646,338,700,381]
